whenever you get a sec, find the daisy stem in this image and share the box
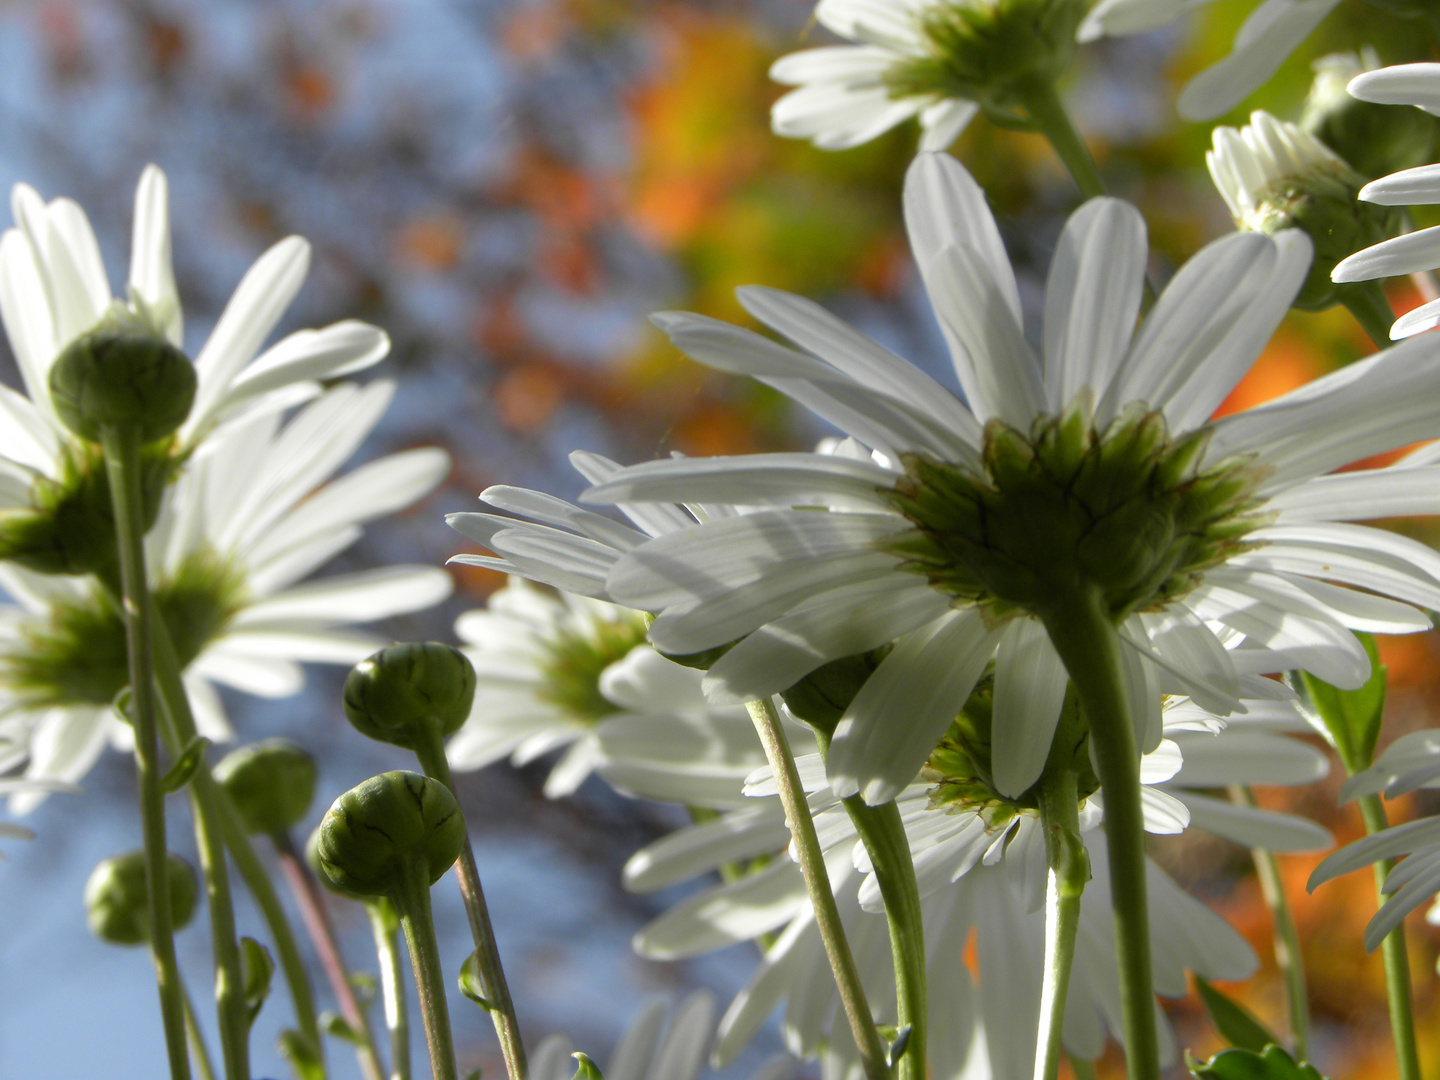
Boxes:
[274,829,389,1080]
[148,618,326,1072]
[1068,1053,1098,1080]
[1341,281,1397,349]
[1039,589,1160,1080]
[1229,784,1310,1059]
[391,855,460,1080]
[1034,758,1088,1080]
[1357,792,1422,1080]
[746,696,892,1080]
[412,732,529,1080]
[816,732,927,1080]
[99,422,193,1080]
[1012,76,1106,201]
[182,972,219,1080]
[368,899,412,1080]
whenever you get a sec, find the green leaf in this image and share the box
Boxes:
[1194,977,1280,1054]
[321,1010,364,1045]
[1187,1045,1328,1080]
[239,936,275,1024]
[571,1052,605,1080]
[278,1028,325,1080]
[1297,632,1386,773]
[160,735,209,794]
[458,951,492,1010]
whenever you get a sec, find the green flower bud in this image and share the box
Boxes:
[84,850,198,946]
[1208,110,1404,310]
[343,643,477,750]
[1302,52,1440,180]
[214,739,318,836]
[48,306,196,445]
[316,771,465,898]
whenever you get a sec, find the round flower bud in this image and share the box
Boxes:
[1302,52,1439,180]
[214,739,318,836]
[342,643,476,750]
[316,771,465,898]
[84,850,199,946]
[48,308,197,445]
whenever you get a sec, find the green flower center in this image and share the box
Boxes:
[880,398,1269,623]
[4,547,246,708]
[536,610,651,726]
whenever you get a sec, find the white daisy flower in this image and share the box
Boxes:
[770,0,1083,151]
[0,379,452,810]
[451,577,784,800]
[1078,0,1345,120]
[626,689,1311,1075]
[1332,63,1440,339]
[586,151,1440,807]
[529,991,802,1080]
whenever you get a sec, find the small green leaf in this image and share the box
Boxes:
[278,1028,325,1080]
[464,1070,483,1080]
[349,970,377,1003]
[239,936,275,1024]
[1194,976,1280,1054]
[459,951,492,1010]
[1298,632,1385,773]
[160,736,209,794]
[321,1010,363,1045]
[887,1024,912,1069]
[571,1052,605,1080]
[1187,1045,1328,1080]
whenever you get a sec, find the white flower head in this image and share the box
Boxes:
[586,151,1440,809]
[1332,63,1440,339]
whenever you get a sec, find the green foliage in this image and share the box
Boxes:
[1297,632,1386,774]
[459,951,492,1011]
[278,1028,325,1080]
[1194,977,1281,1055]
[159,735,209,795]
[240,935,275,1024]
[571,1052,605,1080]
[321,1011,365,1046]
[1187,1045,1327,1080]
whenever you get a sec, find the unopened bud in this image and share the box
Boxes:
[1302,52,1439,180]
[84,850,198,946]
[316,771,465,898]
[343,643,476,750]
[215,739,318,836]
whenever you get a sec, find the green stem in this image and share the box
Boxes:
[1039,591,1160,1080]
[182,973,219,1080]
[1358,793,1422,1080]
[1230,785,1309,1058]
[1012,76,1106,200]
[746,697,891,1080]
[275,830,388,1080]
[149,619,324,1071]
[1340,281,1397,349]
[1034,765,1088,1080]
[815,733,926,1080]
[412,732,528,1080]
[368,899,411,1080]
[99,424,191,1080]
[392,858,459,1080]
[1068,1053,1098,1080]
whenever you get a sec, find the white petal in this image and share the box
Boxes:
[584,452,899,509]
[232,566,452,625]
[1309,816,1440,888]
[1172,790,1332,851]
[218,321,390,414]
[128,165,182,346]
[624,806,788,891]
[1358,163,1440,207]
[1348,63,1440,115]
[633,860,807,958]
[1391,296,1440,340]
[991,619,1070,798]
[1171,730,1328,786]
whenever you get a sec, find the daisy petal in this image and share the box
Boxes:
[991,619,1070,797]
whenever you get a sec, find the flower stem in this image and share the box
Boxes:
[813,732,926,1080]
[1358,792,1422,1080]
[1340,281,1397,349]
[274,829,389,1080]
[411,731,528,1080]
[746,697,891,1080]
[1013,76,1106,201]
[181,972,219,1080]
[1229,784,1309,1058]
[368,899,412,1080]
[1039,591,1160,1080]
[1068,1053,1098,1080]
[1034,760,1088,1080]
[149,619,325,1070]
[391,856,459,1080]
[99,423,192,1080]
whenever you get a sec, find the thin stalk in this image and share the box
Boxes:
[746,697,890,1080]
[1039,590,1160,1080]
[1068,1053,1098,1080]
[1034,767,1087,1080]
[149,620,325,1068]
[814,732,926,1080]
[274,830,388,1080]
[411,732,527,1080]
[1358,793,1422,1080]
[100,423,191,1080]
[368,899,411,1080]
[1229,784,1309,1058]
[392,858,459,1080]
[1012,76,1107,200]
[1340,281,1397,349]
[182,974,219,1080]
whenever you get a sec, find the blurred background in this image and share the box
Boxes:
[0,0,1439,1077]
